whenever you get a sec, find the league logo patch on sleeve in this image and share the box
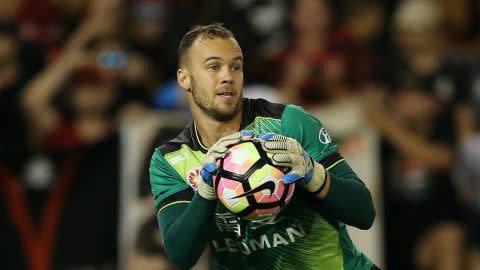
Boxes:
[318,127,332,144]
[187,167,202,191]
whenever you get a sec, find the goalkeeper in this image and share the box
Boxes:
[149,23,379,270]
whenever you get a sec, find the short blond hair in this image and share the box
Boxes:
[178,22,235,67]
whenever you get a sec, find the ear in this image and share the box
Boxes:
[177,68,191,91]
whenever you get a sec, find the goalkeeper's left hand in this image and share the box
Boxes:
[257,133,327,194]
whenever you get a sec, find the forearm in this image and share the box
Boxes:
[371,110,453,169]
[22,50,81,110]
[158,193,217,269]
[320,162,375,229]
[21,12,100,112]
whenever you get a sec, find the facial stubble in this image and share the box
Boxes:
[190,75,242,122]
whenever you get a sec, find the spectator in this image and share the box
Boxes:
[364,1,476,269]
[226,0,289,59]
[267,0,352,107]
[127,0,177,80]
[17,0,123,61]
[341,0,388,88]
[19,0,138,148]
[0,2,125,269]
[87,33,156,113]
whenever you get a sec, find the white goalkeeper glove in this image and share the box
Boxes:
[257,133,327,194]
[198,130,255,200]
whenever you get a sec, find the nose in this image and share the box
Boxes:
[220,67,233,85]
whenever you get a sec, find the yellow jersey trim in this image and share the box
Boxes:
[326,159,345,171]
[157,200,191,215]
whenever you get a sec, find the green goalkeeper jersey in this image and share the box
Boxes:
[150,98,375,270]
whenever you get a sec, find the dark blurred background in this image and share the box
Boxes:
[0,0,479,269]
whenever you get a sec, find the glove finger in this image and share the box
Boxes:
[203,154,216,165]
[270,153,295,167]
[206,131,255,164]
[217,136,242,149]
[266,134,289,142]
[282,173,302,184]
[204,144,231,165]
[263,140,289,152]
[257,132,276,141]
[226,130,254,141]
[264,141,299,153]
[209,149,229,161]
[258,133,289,144]
[216,130,254,150]
[240,130,254,139]
[272,153,304,165]
[282,164,308,184]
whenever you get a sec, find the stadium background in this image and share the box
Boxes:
[0,0,479,269]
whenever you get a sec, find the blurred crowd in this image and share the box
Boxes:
[0,0,480,269]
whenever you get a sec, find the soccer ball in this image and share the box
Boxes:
[213,139,295,220]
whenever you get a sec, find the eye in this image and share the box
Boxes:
[207,65,219,71]
[231,64,242,71]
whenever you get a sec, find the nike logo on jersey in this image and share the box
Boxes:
[231,181,276,199]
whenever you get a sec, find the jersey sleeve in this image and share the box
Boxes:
[281,105,376,229]
[281,104,339,164]
[149,148,192,211]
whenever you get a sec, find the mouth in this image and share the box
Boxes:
[216,91,235,98]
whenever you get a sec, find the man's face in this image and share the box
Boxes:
[181,36,244,122]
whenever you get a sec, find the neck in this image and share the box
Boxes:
[193,107,243,149]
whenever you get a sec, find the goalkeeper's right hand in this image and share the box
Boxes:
[198,130,254,200]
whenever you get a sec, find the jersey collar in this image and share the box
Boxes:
[191,98,251,153]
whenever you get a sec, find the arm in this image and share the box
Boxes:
[320,157,376,229]
[151,132,254,269]
[366,107,453,170]
[157,192,217,270]
[363,89,458,170]
[150,150,213,269]
[21,48,85,107]
[21,49,85,139]
[21,1,117,139]
[278,105,376,229]
[367,101,476,170]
